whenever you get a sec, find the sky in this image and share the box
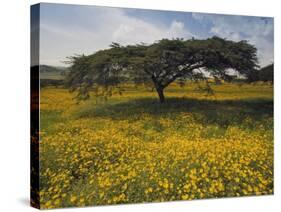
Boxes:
[38,3,274,67]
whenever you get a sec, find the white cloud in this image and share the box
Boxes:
[40,7,193,66]
[192,13,274,66]
[40,6,273,67]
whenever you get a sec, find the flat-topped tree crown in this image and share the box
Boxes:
[66,36,258,103]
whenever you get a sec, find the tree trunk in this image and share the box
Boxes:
[151,76,166,103]
[156,87,165,103]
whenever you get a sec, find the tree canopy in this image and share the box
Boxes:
[65,36,258,103]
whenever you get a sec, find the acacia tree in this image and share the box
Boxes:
[66,37,258,103]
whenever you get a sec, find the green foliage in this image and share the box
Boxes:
[65,37,258,103]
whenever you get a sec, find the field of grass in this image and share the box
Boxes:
[39,83,273,209]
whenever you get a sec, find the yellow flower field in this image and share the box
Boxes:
[39,83,273,209]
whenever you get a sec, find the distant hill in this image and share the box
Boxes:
[247,63,273,83]
[259,64,273,82]
[40,65,69,80]
[39,65,69,87]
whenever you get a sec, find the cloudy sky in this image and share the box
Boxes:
[39,3,274,67]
